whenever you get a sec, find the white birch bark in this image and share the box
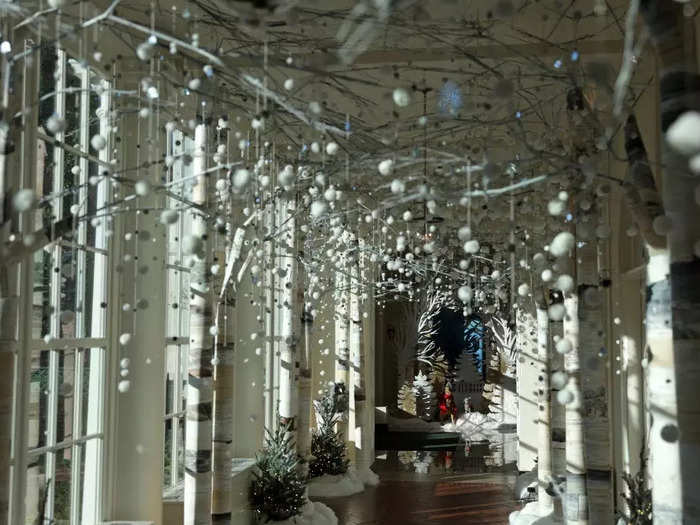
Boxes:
[536,303,553,515]
[563,292,588,525]
[638,3,700,521]
[335,260,350,441]
[185,122,214,525]
[278,195,298,435]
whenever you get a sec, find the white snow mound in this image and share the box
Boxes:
[274,500,338,525]
[307,469,365,498]
[357,467,380,487]
[442,412,502,442]
[509,501,563,525]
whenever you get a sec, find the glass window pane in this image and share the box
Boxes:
[57,350,76,445]
[32,249,52,339]
[25,452,47,525]
[28,351,50,450]
[163,418,173,487]
[54,446,72,524]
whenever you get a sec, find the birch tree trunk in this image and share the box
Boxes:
[278,195,298,436]
[335,259,350,441]
[639,3,700,522]
[211,226,246,522]
[622,112,668,518]
[185,121,214,525]
[297,305,314,462]
[263,198,277,432]
[535,301,553,515]
[563,291,588,525]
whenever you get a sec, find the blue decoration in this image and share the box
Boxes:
[554,59,563,69]
[571,50,580,61]
[464,315,485,379]
[438,80,462,116]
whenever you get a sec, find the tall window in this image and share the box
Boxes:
[163,130,193,494]
[26,47,111,525]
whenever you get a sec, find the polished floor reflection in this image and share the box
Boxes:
[319,448,520,524]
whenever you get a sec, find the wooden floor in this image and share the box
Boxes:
[318,449,520,525]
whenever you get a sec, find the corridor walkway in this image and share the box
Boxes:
[319,449,520,524]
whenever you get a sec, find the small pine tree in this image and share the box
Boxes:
[309,383,350,478]
[621,452,652,524]
[250,422,307,522]
[413,370,437,421]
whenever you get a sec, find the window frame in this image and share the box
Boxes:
[15,47,112,525]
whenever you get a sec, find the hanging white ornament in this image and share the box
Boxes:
[12,189,36,212]
[90,134,107,151]
[463,239,480,254]
[548,303,566,321]
[326,142,339,155]
[549,231,575,257]
[458,285,473,303]
[392,88,411,107]
[666,111,700,156]
[378,159,394,176]
[458,225,472,241]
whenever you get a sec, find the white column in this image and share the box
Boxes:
[110,108,166,525]
[536,305,553,515]
[356,239,377,482]
[278,195,298,432]
[334,261,351,445]
[184,121,214,525]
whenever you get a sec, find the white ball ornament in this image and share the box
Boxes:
[390,179,405,194]
[463,239,480,254]
[325,142,339,155]
[12,189,36,212]
[556,338,573,354]
[548,303,566,321]
[310,200,327,217]
[160,209,178,225]
[119,333,132,346]
[549,231,575,257]
[402,210,413,222]
[458,226,472,241]
[392,87,411,107]
[118,380,131,393]
[284,78,294,90]
[458,285,473,303]
[517,283,530,297]
[90,134,107,151]
[233,168,251,190]
[666,111,700,156]
[548,199,566,216]
[135,180,151,197]
[378,159,394,176]
[551,371,568,389]
[556,388,575,405]
[46,114,66,134]
[554,274,575,293]
[136,42,154,61]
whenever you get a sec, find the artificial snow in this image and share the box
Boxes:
[307,468,365,498]
[442,412,503,442]
[273,500,338,525]
[508,501,563,525]
[357,467,380,487]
